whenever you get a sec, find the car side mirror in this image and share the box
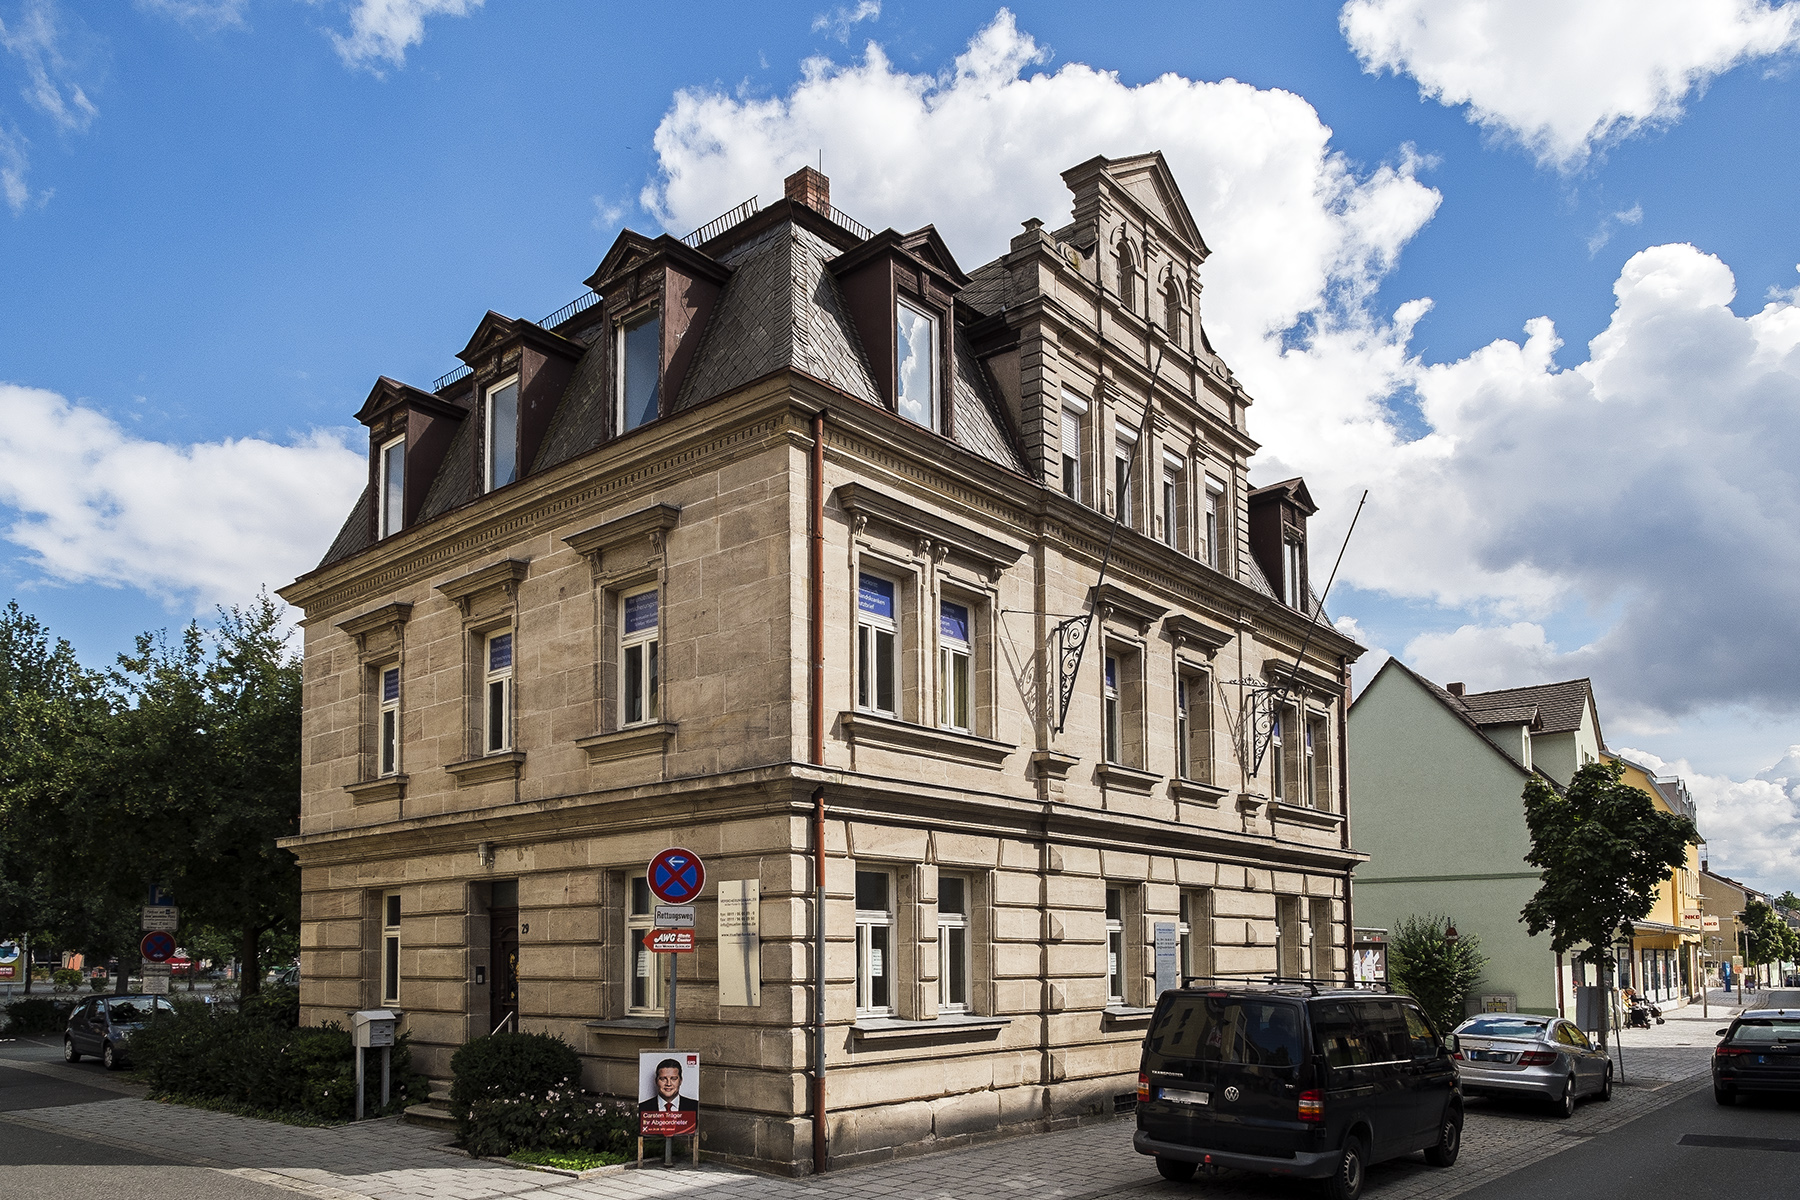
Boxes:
[1445,1035,1458,1054]
[1716,1029,1729,1037]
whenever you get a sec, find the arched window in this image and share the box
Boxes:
[1163,280,1182,343]
[1116,239,1136,313]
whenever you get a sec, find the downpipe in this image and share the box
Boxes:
[809,410,829,1175]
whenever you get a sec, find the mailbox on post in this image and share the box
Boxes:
[350,1009,396,1118]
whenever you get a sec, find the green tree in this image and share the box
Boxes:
[1742,899,1790,976]
[1774,890,1800,912]
[1520,759,1698,1040]
[1386,913,1489,1036]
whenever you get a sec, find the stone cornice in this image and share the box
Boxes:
[334,601,413,647]
[1164,613,1233,656]
[1091,583,1169,634]
[562,503,681,563]
[834,483,1025,579]
[433,558,528,616]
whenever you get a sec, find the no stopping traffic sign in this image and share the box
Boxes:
[140,930,177,963]
[648,848,705,904]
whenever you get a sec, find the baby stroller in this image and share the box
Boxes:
[1624,989,1664,1028]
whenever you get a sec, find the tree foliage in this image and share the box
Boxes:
[1521,759,1698,964]
[1742,899,1796,968]
[1386,913,1489,1036]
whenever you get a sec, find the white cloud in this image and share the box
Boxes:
[134,0,249,30]
[0,383,367,611]
[1403,622,1565,691]
[812,1,880,43]
[324,0,482,70]
[0,0,96,132]
[1341,0,1800,168]
[1620,745,1800,894]
[1587,202,1643,256]
[0,123,31,212]
[591,194,625,230]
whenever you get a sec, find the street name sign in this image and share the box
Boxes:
[141,906,179,933]
[648,848,705,904]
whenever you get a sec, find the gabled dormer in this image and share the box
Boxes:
[1249,477,1317,612]
[584,231,733,439]
[830,222,969,436]
[354,376,468,541]
[454,313,585,496]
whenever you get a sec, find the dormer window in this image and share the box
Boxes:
[1285,537,1305,610]
[485,377,519,492]
[895,298,938,432]
[618,309,661,433]
[378,436,405,537]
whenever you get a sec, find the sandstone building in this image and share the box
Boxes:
[280,153,1364,1172]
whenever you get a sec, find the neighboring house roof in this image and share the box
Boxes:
[1458,678,1595,736]
[1467,704,1541,729]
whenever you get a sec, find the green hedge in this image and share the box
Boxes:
[127,992,425,1121]
[449,1031,632,1158]
[2,997,76,1035]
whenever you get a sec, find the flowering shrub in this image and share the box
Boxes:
[450,1031,631,1157]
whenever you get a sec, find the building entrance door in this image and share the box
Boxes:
[489,902,519,1034]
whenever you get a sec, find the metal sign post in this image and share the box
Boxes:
[645,850,704,1166]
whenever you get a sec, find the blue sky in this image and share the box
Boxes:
[4,0,1800,889]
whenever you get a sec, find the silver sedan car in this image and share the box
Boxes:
[1449,1013,1613,1117]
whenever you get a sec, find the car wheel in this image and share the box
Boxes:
[1714,1084,1736,1107]
[102,1041,118,1071]
[63,1037,80,1064]
[1555,1075,1577,1118]
[1324,1135,1367,1200]
[1599,1065,1613,1102]
[1155,1157,1197,1183]
[1423,1109,1462,1168]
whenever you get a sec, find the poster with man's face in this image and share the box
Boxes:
[638,1050,699,1137]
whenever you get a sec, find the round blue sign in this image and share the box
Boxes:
[648,847,705,904]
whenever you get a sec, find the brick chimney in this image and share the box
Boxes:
[784,166,830,216]
[1446,682,1465,697]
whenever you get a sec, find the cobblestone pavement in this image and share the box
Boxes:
[0,1030,1729,1200]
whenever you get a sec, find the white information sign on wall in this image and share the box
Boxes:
[1153,922,1180,995]
[717,879,761,1007]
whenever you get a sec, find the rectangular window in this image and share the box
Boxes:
[1204,478,1225,568]
[938,874,970,1013]
[895,299,938,432]
[1277,895,1303,978]
[1269,709,1285,800]
[1177,892,1194,983]
[1310,898,1335,981]
[378,666,400,777]
[857,574,898,716]
[382,892,401,1005]
[621,587,659,726]
[628,876,665,1013]
[619,311,661,432]
[855,870,894,1015]
[1305,714,1328,809]
[484,632,513,754]
[939,599,971,732]
[1114,425,1137,528]
[1103,654,1122,764]
[1161,451,1185,551]
[1176,670,1212,784]
[379,436,405,537]
[1105,887,1126,1005]
[486,379,518,492]
[1061,406,1082,499]
[1285,538,1305,609]
[1179,890,1212,983]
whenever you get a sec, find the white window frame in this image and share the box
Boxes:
[938,597,972,733]
[378,665,400,778]
[895,298,939,432]
[855,869,895,1016]
[627,875,665,1014]
[1177,668,1211,784]
[1305,712,1327,809]
[1103,653,1122,765]
[1285,537,1305,609]
[1204,477,1225,568]
[484,630,513,755]
[378,435,405,538]
[1161,450,1186,551]
[1105,886,1126,1005]
[938,874,971,1013]
[484,376,519,493]
[381,891,401,1006]
[1060,391,1088,501]
[1115,424,1138,529]
[620,586,660,727]
[617,308,662,433]
[1269,707,1285,801]
[857,572,899,717]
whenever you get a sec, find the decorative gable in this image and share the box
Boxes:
[453,312,586,491]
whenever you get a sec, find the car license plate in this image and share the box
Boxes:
[1162,1088,1209,1105]
[1470,1050,1512,1062]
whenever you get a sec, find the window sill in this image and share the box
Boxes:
[444,752,525,787]
[585,1017,668,1038]
[1170,778,1227,807]
[1102,1006,1157,1029]
[1094,761,1162,794]
[345,775,407,804]
[1270,802,1344,831]
[575,722,677,765]
[850,1014,1012,1043]
[839,711,1014,767]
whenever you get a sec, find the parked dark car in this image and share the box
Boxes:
[1134,982,1460,1200]
[63,994,174,1069]
[1713,1009,1800,1104]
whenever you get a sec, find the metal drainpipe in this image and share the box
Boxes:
[1339,654,1354,982]
[809,410,829,1175]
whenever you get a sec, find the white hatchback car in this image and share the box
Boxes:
[1450,1013,1612,1117]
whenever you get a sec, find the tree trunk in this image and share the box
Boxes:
[114,953,136,995]
[238,926,262,998]
[20,936,31,995]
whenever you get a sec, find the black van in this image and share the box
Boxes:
[1133,982,1461,1200]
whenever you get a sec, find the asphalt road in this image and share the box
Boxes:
[0,1036,298,1200]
